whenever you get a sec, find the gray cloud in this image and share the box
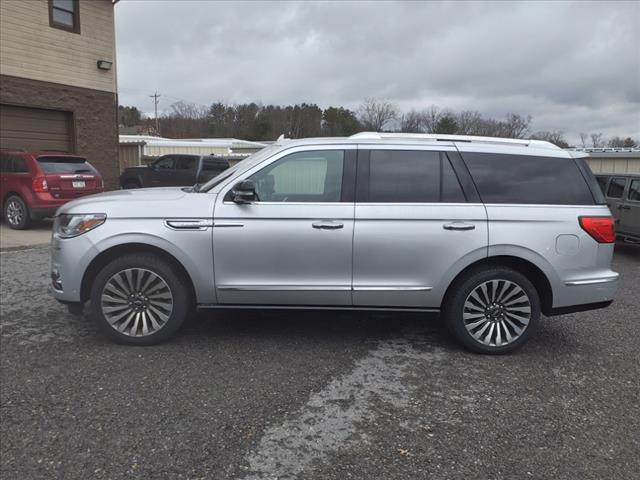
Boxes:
[116,0,640,143]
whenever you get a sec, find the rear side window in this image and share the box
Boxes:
[366,150,465,203]
[606,178,626,199]
[37,156,96,174]
[628,180,640,202]
[462,153,595,205]
[0,154,29,173]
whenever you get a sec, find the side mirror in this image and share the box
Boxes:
[149,163,158,170]
[231,180,257,204]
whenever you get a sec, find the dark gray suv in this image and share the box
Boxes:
[119,154,229,189]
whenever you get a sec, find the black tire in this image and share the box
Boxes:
[122,181,140,189]
[89,253,191,345]
[442,266,540,354]
[4,195,31,230]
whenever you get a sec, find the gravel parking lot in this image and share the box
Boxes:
[1,244,639,480]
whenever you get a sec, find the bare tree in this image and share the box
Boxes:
[579,132,589,148]
[421,105,442,133]
[590,133,604,148]
[399,109,425,133]
[501,113,531,139]
[455,110,483,135]
[357,98,399,131]
[531,130,569,148]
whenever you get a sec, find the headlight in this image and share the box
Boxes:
[54,213,106,238]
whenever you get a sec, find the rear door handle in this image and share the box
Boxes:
[618,205,631,210]
[443,222,475,231]
[312,221,344,230]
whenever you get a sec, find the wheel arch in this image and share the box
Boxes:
[80,243,197,306]
[443,255,554,315]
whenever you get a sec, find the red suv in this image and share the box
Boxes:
[0,149,104,230]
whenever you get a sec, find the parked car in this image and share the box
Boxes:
[1,149,104,230]
[50,133,618,354]
[119,154,230,189]
[595,173,639,243]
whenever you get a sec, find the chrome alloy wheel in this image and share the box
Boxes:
[462,279,532,347]
[6,200,24,226]
[100,268,173,337]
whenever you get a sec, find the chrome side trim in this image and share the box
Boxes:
[353,286,433,292]
[165,219,213,230]
[218,285,352,291]
[213,222,245,228]
[565,275,619,286]
[198,304,440,313]
[218,285,433,292]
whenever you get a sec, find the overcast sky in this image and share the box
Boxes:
[115,0,640,143]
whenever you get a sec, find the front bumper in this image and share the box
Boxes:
[50,233,100,303]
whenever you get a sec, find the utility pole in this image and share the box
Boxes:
[149,91,160,135]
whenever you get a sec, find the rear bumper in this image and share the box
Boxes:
[551,272,619,313]
[28,191,103,218]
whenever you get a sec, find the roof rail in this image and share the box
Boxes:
[349,132,561,150]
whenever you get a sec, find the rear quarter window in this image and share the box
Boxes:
[462,153,595,205]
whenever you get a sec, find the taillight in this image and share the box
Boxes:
[32,176,48,193]
[579,216,615,243]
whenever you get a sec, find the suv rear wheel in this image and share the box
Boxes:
[4,195,31,230]
[443,267,540,354]
[90,253,191,345]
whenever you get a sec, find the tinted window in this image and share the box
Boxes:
[0,155,10,173]
[596,176,608,193]
[249,150,344,202]
[462,153,595,205]
[155,157,175,170]
[203,158,228,172]
[367,150,465,203]
[0,154,28,173]
[37,156,95,174]
[175,157,197,170]
[628,180,640,202]
[607,178,626,199]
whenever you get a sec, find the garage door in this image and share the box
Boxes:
[0,104,73,152]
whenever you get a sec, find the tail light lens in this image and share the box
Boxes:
[32,176,48,192]
[579,216,615,243]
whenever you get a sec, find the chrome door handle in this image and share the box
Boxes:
[312,221,344,230]
[443,222,475,231]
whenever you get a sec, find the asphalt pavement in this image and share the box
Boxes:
[1,244,639,480]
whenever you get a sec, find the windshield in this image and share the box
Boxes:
[199,145,281,192]
[37,156,97,174]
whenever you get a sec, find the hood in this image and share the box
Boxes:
[56,187,217,218]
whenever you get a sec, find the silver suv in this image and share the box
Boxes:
[50,133,618,354]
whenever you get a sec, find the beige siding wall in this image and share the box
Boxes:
[0,0,116,93]
[144,145,231,157]
[586,157,640,174]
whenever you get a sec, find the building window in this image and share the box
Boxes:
[49,0,80,34]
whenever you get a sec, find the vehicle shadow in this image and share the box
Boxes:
[181,308,451,345]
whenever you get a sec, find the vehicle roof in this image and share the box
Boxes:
[0,148,84,158]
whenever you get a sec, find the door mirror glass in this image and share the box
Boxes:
[231,180,258,204]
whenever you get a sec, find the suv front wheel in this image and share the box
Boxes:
[443,267,540,354]
[90,253,191,345]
